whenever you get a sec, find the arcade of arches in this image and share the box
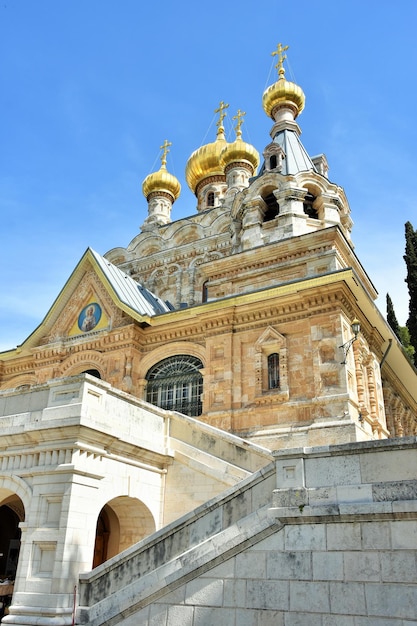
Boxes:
[0,491,155,581]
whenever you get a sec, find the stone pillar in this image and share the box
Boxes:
[4,465,102,626]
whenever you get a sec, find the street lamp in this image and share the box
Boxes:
[340,318,360,364]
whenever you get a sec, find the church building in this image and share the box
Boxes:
[0,45,416,625]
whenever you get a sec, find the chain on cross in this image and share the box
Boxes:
[272,43,289,77]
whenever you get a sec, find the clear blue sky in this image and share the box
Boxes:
[1,0,417,351]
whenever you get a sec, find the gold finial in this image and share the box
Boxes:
[215,101,229,131]
[272,43,289,78]
[160,139,172,167]
[232,109,246,138]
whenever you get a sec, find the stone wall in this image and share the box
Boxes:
[78,438,417,626]
[0,376,272,626]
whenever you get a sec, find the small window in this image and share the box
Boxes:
[268,353,280,389]
[207,192,215,207]
[270,155,277,169]
[202,281,208,303]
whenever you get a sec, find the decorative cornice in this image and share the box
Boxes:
[195,175,226,196]
[224,161,253,175]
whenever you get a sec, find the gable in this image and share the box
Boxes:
[1,248,171,355]
[49,269,117,342]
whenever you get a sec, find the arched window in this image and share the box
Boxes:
[267,353,280,389]
[303,192,318,219]
[262,192,280,222]
[146,355,203,416]
[83,369,101,379]
[270,154,277,169]
[207,191,215,207]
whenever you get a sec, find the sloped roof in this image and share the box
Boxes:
[90,249,172,316]
[258,127,316,177]
[272,128,316,175]
[0,248,172,355]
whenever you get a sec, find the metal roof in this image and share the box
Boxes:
[273,128,316,175]
[90,249,172,317]
[258,127,316,177]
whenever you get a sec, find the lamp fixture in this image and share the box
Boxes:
[340,318,360,364]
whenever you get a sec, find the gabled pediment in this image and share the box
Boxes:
[255,326,286,351]
[45,268,117,344]
[4,248,171,354]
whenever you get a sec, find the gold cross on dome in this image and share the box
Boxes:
[215,101,229,129]
[160,139,172,167]
[272,43,289,77]
[232,109,246,137]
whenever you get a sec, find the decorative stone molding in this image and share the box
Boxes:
[254,326,288,401]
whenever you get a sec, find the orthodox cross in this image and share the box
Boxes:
[272,43,289,77]
[215,101,229,129]
[232,109,246,138]
[160,139,172,167]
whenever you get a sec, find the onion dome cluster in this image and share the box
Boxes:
[185,104,259,196]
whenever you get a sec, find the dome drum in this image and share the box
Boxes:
[224,161,255,177]
[195,174,226,197]
[146,190,177,203]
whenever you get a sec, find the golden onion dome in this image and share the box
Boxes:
[220,109,260,173]
[262,43,305,120]
[185,101,229,194]
[142,140,181,202]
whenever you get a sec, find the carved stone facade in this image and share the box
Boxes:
[1,50,417,625]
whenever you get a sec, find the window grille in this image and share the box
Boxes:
[268,353,280,389]
[146,355,203,416]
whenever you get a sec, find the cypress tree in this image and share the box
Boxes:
[404,221,417,366]
[386,293,401,338]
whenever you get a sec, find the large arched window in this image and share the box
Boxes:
[145,355,203,416]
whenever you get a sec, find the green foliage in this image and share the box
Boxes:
[399,325,415,361]
[386,293,401,338]
[404,221,417,366]
[386,292,415,362]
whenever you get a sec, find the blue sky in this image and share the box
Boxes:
[1,0,417,351]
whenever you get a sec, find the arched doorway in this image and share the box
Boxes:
[0,494,24,618]
[0,496,24,579]
[92,497,156,568]
[92,508,110,568]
